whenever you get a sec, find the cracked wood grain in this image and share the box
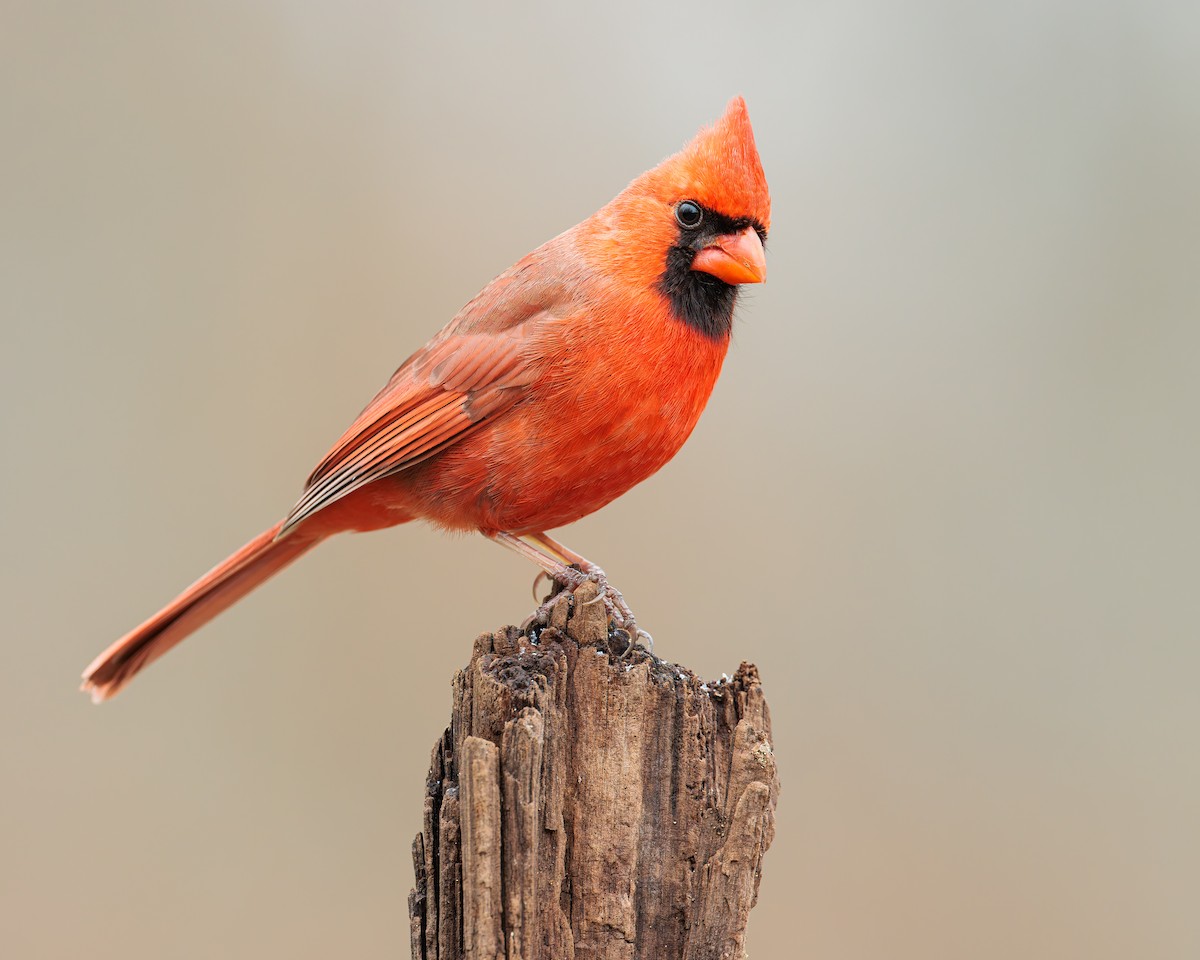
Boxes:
[408,582,779,960]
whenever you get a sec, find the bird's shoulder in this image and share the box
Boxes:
[365,232,594,407]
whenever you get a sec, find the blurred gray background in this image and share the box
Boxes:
[3,3,1198,958]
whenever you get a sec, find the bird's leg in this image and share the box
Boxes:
[521,532,639,631]
[488,531,651,651]
[525,532,652,650]
[518,531,587,567]
[487,531,598,627]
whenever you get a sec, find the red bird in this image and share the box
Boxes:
[82,97,771,702]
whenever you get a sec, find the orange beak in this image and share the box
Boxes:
[690,226,766,285]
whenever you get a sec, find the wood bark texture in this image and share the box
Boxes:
[408,582,779,960]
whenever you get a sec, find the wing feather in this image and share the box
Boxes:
[277,243,577,537]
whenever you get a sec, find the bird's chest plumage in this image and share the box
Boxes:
[408,291,729,534]
[499,296,727,532]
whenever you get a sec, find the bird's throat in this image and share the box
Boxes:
[657,258,738,340]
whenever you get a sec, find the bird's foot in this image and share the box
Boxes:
[578,564,653,655]
[525,564,652,656]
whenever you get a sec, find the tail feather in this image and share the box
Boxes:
[82,521,321,702]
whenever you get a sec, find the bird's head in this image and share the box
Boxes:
[585,97,771,340]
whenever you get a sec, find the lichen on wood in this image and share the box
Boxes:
[408,582,778,960]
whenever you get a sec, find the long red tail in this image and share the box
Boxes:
[82,521,322,702]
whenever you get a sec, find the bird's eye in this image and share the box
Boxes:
[675,200,703,229]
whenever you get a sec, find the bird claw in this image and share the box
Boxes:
[530,570,552,603]
[522,562,648,656]
[607,626,653,658]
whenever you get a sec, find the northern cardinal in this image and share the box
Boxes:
[82,97,770,702]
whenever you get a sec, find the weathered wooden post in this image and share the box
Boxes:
[409,582,779,960]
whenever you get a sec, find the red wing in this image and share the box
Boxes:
[277,245,577,537]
